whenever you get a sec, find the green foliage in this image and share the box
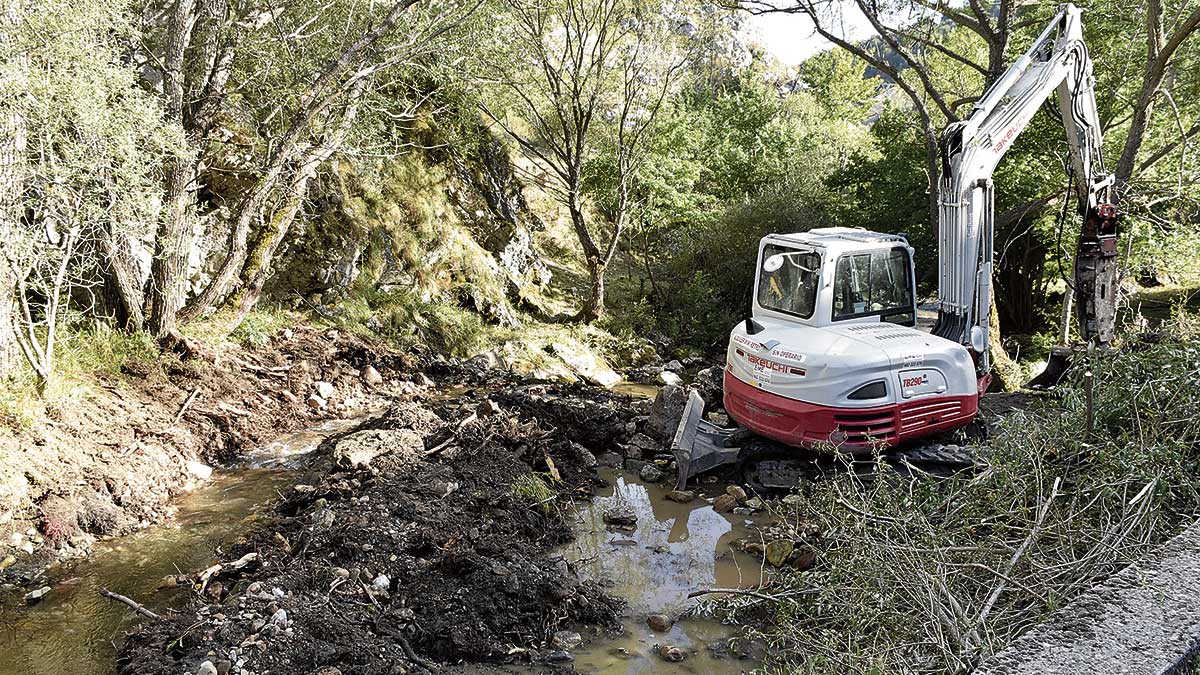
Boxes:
[727,316,1200,674]
[339,288,493,358]
[511,473,557,514]
[229,308,295,350]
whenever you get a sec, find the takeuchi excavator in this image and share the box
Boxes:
[673,4,1119,489]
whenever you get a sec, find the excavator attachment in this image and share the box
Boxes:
[670,390,743,490]
[1027,346,1073,390]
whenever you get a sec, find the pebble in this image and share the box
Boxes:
[373,574,391,589]
[712,494,738,513]
[24,586,50,603]
[545,650,574,663]
[270,608,288,627]
[725,485,748,503]
[551,630,582,650]
[664,490,694,503]
[647,613,674,632]
[658,644,686,662]
[639,464,665,483]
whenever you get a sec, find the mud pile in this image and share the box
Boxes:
[117,382,653,674]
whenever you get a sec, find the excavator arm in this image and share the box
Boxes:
[931,3,1118,376]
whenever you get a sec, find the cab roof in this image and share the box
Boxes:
[765,227,910,254]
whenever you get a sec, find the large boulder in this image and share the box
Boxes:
[648,384,688,445]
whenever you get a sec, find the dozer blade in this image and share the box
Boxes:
[1026,345,1073,390]
[671,389,743,490]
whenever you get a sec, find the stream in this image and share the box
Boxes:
[0,388,765,675]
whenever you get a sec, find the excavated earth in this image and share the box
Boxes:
[0,325,412,586]
[115,379,661,674]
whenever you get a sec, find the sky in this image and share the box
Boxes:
[741,6,878,66]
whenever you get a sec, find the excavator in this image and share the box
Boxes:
[672,3,1119,489]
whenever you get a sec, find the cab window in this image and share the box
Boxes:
[832,247,914,325]
[757,244,821,319]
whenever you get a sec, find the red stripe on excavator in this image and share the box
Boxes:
[723,368,979,452]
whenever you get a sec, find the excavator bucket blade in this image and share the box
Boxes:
[671,389,742,490]
[1026,346,1073,390]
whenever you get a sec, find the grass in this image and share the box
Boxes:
[714,309,1200,674]
[511,472,557,513]
[0,319,158,434]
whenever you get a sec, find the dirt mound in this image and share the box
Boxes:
[117,383,647,674]
[0,324,411,585]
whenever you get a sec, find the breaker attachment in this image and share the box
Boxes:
[670,390,745,490]
[1026,345,1073,390]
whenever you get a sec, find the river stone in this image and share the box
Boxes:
[596,452,622,468]
[552,630,583,650]
[658,370,682,386]
[725,485,748,503]
[765,540,795,567]
[712,494,738,513]
[658,645,686,662]
[23,586,50,603]
[639,464,665,483]
[664,360,684,373]
[603,505,637,527]
[647,613,674,632]
[333,429,423,469]
[196,661,218,675]
[360,366,383,386]
[313,381,335,399]
[665,490,694,503]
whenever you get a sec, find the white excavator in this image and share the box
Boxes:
[673,3,1120,489]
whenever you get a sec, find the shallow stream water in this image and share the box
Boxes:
[0,383,764,675]
[0,416,366,675]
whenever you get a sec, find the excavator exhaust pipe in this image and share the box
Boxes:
[1026,345,1073,390]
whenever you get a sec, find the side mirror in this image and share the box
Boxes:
[762,254,784,272]
[969,326,987,353]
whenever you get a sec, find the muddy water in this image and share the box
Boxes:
[0,416,366,675]
[559,470,765,674]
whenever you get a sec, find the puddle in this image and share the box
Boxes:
[557,470,765,674]
[0,416,369,675]
[610,382,659,400]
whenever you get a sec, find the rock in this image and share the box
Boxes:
[215,660,232,675]
[658,645,686,662]
[602,505,638,527]
[24,586,50,604]
[657,370,682,386]
[624,458,647,473]
[552,341,622,387]
[186,460,213,480]
[639,464,665,483]
[306,394,326,409]
[373,574,391,589]
[744,497,765,511]
[765,539,795,567]
[333,429,423,469]
[790,548,818,570]
[692,366,724,405]
[664,490,695,503]
[0,554,15,571]
[360,366,383,386]
[627,432,660,455]
[281,328,294,339]
[725,485,748,503]
[468,351,500,370]
[664,360,684,373]
[415,373,434,387]
[646,613,674,632]
[196,661,218,675]
[782,494,803,506]
[552,630,583,650]
[648,384,688,444]
[476,399,502,417]
[279,389,299,404]
[712,494,738,513]
[270,608,288,627]
[313,381,335,399]
[595,452,622,468]
[545,650,575,663]
[19,540,34,555]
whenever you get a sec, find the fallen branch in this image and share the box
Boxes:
[99,588,162,621]
[171,387,203,426]
[687,587,816,602]
[423,413,478,458]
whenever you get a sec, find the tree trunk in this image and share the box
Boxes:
[578,256,605,322]
[99,225,147,331]
[0,0,27,376]
[145,0,198,339]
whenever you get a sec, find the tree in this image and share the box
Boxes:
[479,0,688,322]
